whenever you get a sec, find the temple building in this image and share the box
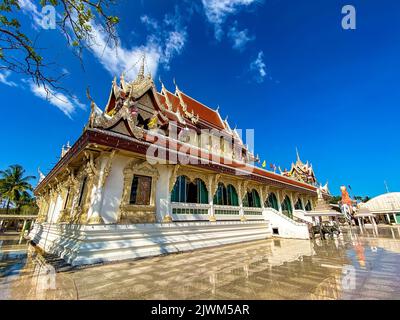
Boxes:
[29,61,331,265]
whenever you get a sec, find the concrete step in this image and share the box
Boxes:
[29,221,271,266]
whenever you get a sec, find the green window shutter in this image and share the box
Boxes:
[267,193,279,211]
[243,193,249,207]
[197,179,208,204]
[171,176,187,202]
[253,190,261,208]
[227,184,239,206]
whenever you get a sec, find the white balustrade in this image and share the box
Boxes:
[214,205,241,220]
[171,202,210,221]
[243,207,264,220]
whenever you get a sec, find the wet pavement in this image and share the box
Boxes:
[1,226,400,300]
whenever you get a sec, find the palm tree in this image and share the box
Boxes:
[0,165,36,214]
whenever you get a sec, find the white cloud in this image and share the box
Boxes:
[0,71,18,87]
[81,8,188,80]
[17,0,187,81]
[228,22,255,50]
[250,51,266,83]
[18,0,43,29]
[140,15,159,30]
[202,0,257,40]
[29,82,86,119]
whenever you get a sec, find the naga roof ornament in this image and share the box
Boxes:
[174,78,199,124]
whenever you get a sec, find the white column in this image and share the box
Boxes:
[156,165,172,223]
[386,214,391,224]
[208,187,215,222]
[87,156,109,224]
[239,186,245,222]
[276,191,283,213]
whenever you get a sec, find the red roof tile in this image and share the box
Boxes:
[162,91,225,130]
[180,92,225,130]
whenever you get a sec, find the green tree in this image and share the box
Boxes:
[0,164,35,214]
[329,195,342,205]
[0,0,119,90]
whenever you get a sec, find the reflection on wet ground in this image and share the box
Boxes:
[1,226,400,300]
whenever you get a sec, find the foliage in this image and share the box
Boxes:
[0,164,36,214]
[329,195,341,204]
[329,195,370,205]
[0,0,119,91]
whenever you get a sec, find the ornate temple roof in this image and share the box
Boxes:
[35,59,325,196]
[280,149,318,186]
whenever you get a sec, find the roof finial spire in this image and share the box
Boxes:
[158,76,164,88]
[173,77,181,93]
[296,147,301,162]
[137,53,145,81]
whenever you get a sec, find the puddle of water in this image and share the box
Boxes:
[0,227,399,300]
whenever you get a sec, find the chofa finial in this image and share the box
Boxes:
[296,147,301,162]
[173,77,180,92]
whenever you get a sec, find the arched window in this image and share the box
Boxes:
[243,189,261,208]
[227,184,239,206]
[305,200,312,211]
[214,183,227,205]
[213,183,239,206]
[171,176,208,204]
[265,192,279,211]
[281,196,293,218]
[294,198,304,210]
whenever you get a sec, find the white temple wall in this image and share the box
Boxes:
[50,194,63,223]
[100,154,131,223]
[46,198,55,223]
[155,165,172,222]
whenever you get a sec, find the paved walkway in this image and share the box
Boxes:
[1,226,400,300]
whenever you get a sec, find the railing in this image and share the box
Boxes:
[243,207,263,215]
[214,205,241,220]
[293,210,314,224]
[171,202,210,221]
[243,207,264,220]
[263,207,307,226]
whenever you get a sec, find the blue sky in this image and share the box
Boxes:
[1,0,399,197]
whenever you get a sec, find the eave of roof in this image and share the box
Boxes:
[36,129,323,196]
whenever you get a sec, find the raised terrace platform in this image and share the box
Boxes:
[28,220,271,266]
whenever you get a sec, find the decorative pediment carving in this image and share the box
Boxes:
[124,159,159,178]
